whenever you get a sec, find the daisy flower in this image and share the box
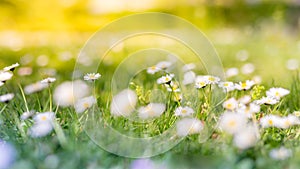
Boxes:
[260,115,281,128]
[3,63,19,72]
[53,80,90,107]
[255,96,279,105]
[233,125,259,150]
[157,74,174,84]
[138,103,165,119]
[238,95,252,105]
[29,112,55,138]
[0,71,13,82]
[293,111,300,117]
[277,115,300,129]
[237,103,260,118]
[110,89,137,117]
[174,106,195,117]
[74,96,96,113]
[266,87,290,100]
[84,73,101,81]
[166,81,180,92]
[235,80,255,90]
[218,81,235,92]
[147,66,161,74]
[156,61,172,70]
[269,147,292,160]
[182,71,196,85]
[24,82,48,95]
[195,76,209,89]
[176,118,204,137]
[204,75,220,85]
[222,98,238,111]
[218,112,247,134]
[0,93,14,103]
[41,77,56,84]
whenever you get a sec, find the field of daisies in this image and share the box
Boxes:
[1,38,300,169]
[1,3,300,169]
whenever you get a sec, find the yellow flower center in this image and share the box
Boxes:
[241,82,247,88]
[83,102,90,108]
[151,66,156,70]
[224,83,229,87]
[228,120,236,127]
[41,116,47,121]
[226,103,232,109]
[182,109,187,114]
[268,119,273,125]
[209,77,215,81]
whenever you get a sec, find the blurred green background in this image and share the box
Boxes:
[0,0,300,85]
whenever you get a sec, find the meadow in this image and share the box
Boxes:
[1,2,300,169]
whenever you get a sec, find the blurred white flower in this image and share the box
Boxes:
[138,103,165,119]
[223,98,238,111]
[3,63,19,72]
[17,67,32,76]
[236,50,249,61]
[20,110,34,120]
[235,80,255,90]
[218,81,235,92]
[174,106,194,117]
[166,81,180,93]
[176,118,204,137]
[241,63,255,75]
[0,71,13,82]
[260,115,281,128]
[0,93,14,103]
[182,71,196,85]
[238,95,252,105]
[84,73,101,81]
[74,96,96,113]
[286,59,299,70]
[182,63,196,72]
[33,112,55,123]
[277,115,300,129]
[110,89,137,117]
[24,82,48,94]
[41,77,56,84]
[53,80,90,107]
[269,147,292,160]
[156,61,172,70]
[293,111,300,117]
[204,75,220,85]
[266,87,290,100]
[225,67,239,78]
[218,112,247,134]
[237,103,260,118]
[0,82,3,87]
[233,125,259,150]
[29,122,54,138]
[147,66,161,74]
[252,75,262,84]
[0,140,16,169]
[130,158,156,169]
[195,76,209,89]
[255,96,279,105]
[30,112,55,138]
[157,74,174,84]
